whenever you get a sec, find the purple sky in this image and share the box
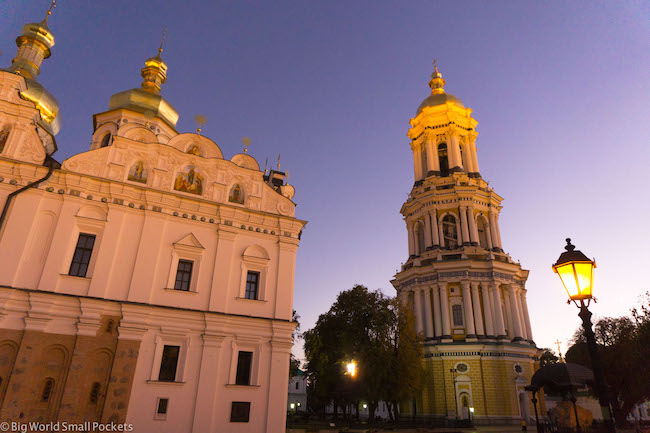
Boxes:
[2,1,648,360]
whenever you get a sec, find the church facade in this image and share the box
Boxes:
[392,65,544,424]
[0,8,304,433]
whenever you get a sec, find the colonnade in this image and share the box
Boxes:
[407,207,503,255]
[412,131,480,181]
[400,282,533,343]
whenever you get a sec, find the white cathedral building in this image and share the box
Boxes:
[0,6,304,433]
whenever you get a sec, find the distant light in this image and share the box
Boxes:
[297,403,301,407]
[363,404,367,409]
[290,403,295,409]
[346,361,357,377]
[469,407,475,413]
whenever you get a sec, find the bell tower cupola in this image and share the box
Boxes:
[408,61,480,183]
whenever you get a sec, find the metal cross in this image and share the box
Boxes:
[158,26,167,55]
[47,0,56,16]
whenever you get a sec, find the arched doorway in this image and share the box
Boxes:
[459,392,471,420]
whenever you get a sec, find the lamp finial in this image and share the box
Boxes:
[565,238,575,252]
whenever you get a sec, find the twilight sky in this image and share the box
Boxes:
[1,1,648,360]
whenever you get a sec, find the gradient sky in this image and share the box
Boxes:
[1,1,648,361]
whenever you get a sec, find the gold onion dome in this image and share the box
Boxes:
[5,2,60,138]
[108,29,179,128]
[416,64,464,116]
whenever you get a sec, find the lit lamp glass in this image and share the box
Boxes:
[290,403,295,409]
[552,238,596,302]
[346,361,357,377]
[469,407,475,413]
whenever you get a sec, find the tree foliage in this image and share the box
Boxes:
[565,291,650,424]
[290,310,302,380]
[303,285,423,423]
[539,348,560,367]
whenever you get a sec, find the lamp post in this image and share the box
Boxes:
[450,368,458,419]
[552,238,616,432]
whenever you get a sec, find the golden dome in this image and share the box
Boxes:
[20,78,60,136]
[415,64,464,115]
[109,87,179,128]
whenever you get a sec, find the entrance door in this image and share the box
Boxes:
[459,393,470,420]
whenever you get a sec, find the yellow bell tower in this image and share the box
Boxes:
[392,62,543,424]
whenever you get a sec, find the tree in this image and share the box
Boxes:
[303,285,424,424]
[289,310,301,381]
[539,348,559,367]
[565,291,650,424]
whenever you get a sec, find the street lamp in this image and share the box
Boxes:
[552,238,616,432]
[449,368,458,419]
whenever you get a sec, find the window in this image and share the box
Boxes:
[438,143,449,177]
[100,133,111,148]
[230,401,251,423]
[158,345,180,382]
[41,379,54,402]
[235,351,253,385]
[295,381,299,390]
[452,304,464,327]
[245,271,259,300]
[69,233,96,277]
[89,382,100,404]
[442,215,458,249]
[157,398,168,415]
[174,260,193,291]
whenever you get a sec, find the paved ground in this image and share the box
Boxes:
[288,427,644,433]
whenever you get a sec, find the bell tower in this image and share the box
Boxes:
[392,63,542,423]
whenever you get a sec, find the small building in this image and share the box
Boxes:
[287,369,307,412]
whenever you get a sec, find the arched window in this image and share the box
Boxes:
[0,128,10,152]
[89,382,100,404]
[452,304,464,327]
[421,146,428,177]
[415,222,425,255]
[442,214,458,249]
[41,378,54,402]
[100,133,111,148]
[438,143,449,177]
[477,216,490,249]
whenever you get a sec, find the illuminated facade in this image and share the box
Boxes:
[0,8,304,433]
[392,65,544,424]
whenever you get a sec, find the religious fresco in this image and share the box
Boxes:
[187,144,201,156]
[0,128,9,153]
[229,184,245,204]
[174,166,203,195]
[127,160,147,183]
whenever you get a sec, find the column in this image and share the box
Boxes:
[520,289,534,342]
[449,133,463,171]
[503,289,514,339]
[438,282,452,339]
[413,288,424,336]
[454,216,463,247]
[470,139,480,175]
[425,134,438,175]
[423,213,432,249]
[407,222,415,257]
[489,210,501,250]
[459,206,470,245]
[507,285,524,341]
[430,211,440,248]
[515,288,529,341]
[413,146,423,181]
[467,207,478,245]
[423,287,434,339]
[431,284,442,338]
[470,282,485,337]
[495,214,504,250]
[484,217,494,250]
[480,282,495,337]
[461,281,476,338]
[460,141,473,173]
[490,282,507,338]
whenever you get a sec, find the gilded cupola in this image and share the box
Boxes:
[415,62,464,116]
[108,29,179,129]
[3,1,60,152]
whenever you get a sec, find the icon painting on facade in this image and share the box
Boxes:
[174,166,203,195]
[187,144,201,156]
[127,160,147,183]
[229,184,244,204]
